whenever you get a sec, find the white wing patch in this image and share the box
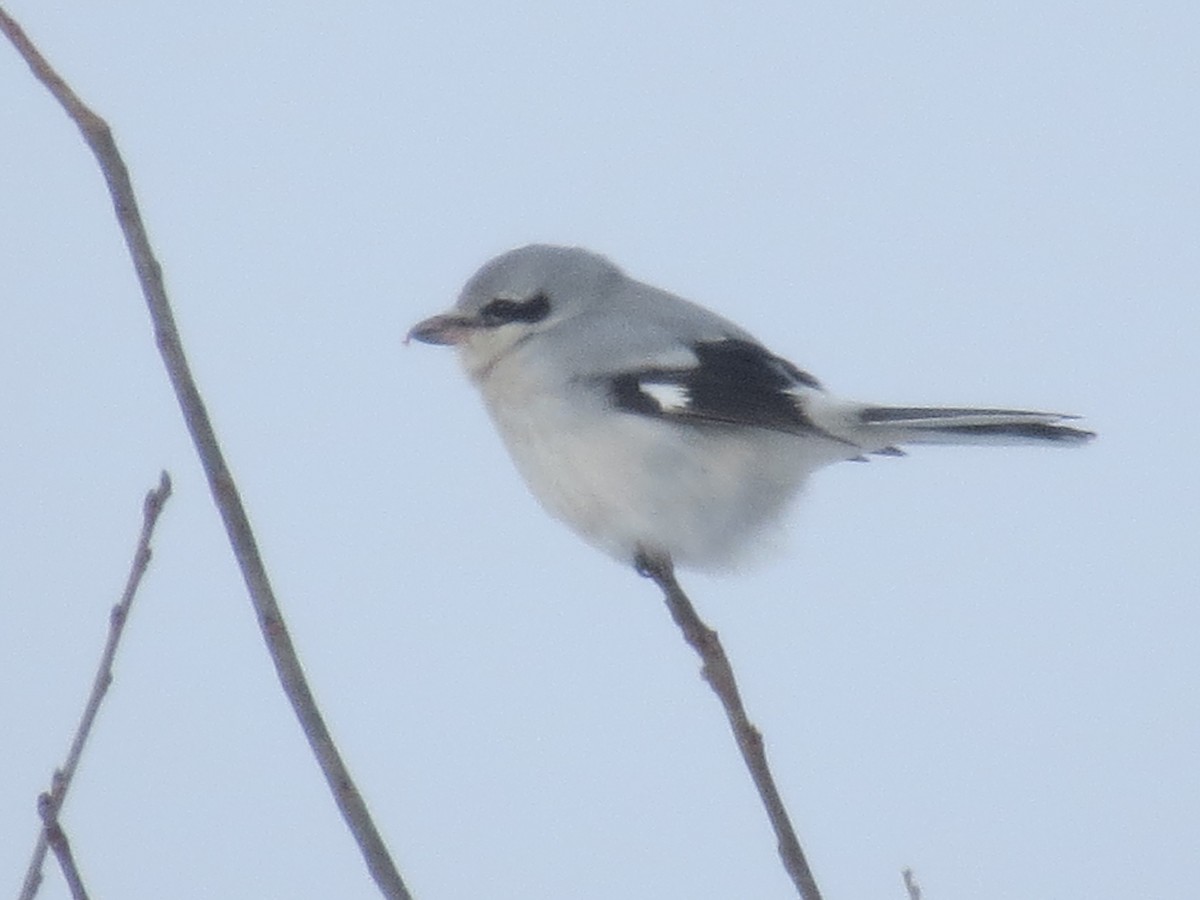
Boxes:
[784,383,819,405]
[639,381,691,413]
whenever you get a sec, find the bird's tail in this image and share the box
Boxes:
[851,405,1095,449]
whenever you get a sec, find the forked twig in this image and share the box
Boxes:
[1,9,411,899]
[18,473,172,900]
[37,794,91,900]
[635,551,823,900]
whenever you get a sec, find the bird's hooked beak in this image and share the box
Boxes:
[406,312,477,346]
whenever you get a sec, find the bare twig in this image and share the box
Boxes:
[634,551,823,900]
[903,867,923,900]
[18,473,172,900]
[0,10,412,900]
[37,794,91,900]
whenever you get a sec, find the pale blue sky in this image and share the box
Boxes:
[2,3,1197,898]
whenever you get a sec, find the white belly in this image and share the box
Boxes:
[478,366,834,570]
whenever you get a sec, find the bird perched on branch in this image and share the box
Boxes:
[409,245,1092,571]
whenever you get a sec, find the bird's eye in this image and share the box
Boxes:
[479,292,551,326]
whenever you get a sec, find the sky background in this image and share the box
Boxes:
[2,3,1197,898]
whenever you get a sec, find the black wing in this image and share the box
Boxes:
[606,339,831,436]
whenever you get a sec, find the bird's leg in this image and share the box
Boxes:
[633,547,673,581]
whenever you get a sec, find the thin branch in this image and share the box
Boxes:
[37,794,91,900]
[19,473,172,900]
[634,551,823,900]
[0,10,412,900]
[903,867,923,900]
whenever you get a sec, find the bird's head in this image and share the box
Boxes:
[407,244,622,378]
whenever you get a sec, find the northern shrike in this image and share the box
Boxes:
[409,245,1092,571]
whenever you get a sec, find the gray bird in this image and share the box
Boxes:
[409,245,1092,571]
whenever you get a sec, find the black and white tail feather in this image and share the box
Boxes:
[853,405,1093,447]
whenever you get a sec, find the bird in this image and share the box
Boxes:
[408,244,1093,572]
